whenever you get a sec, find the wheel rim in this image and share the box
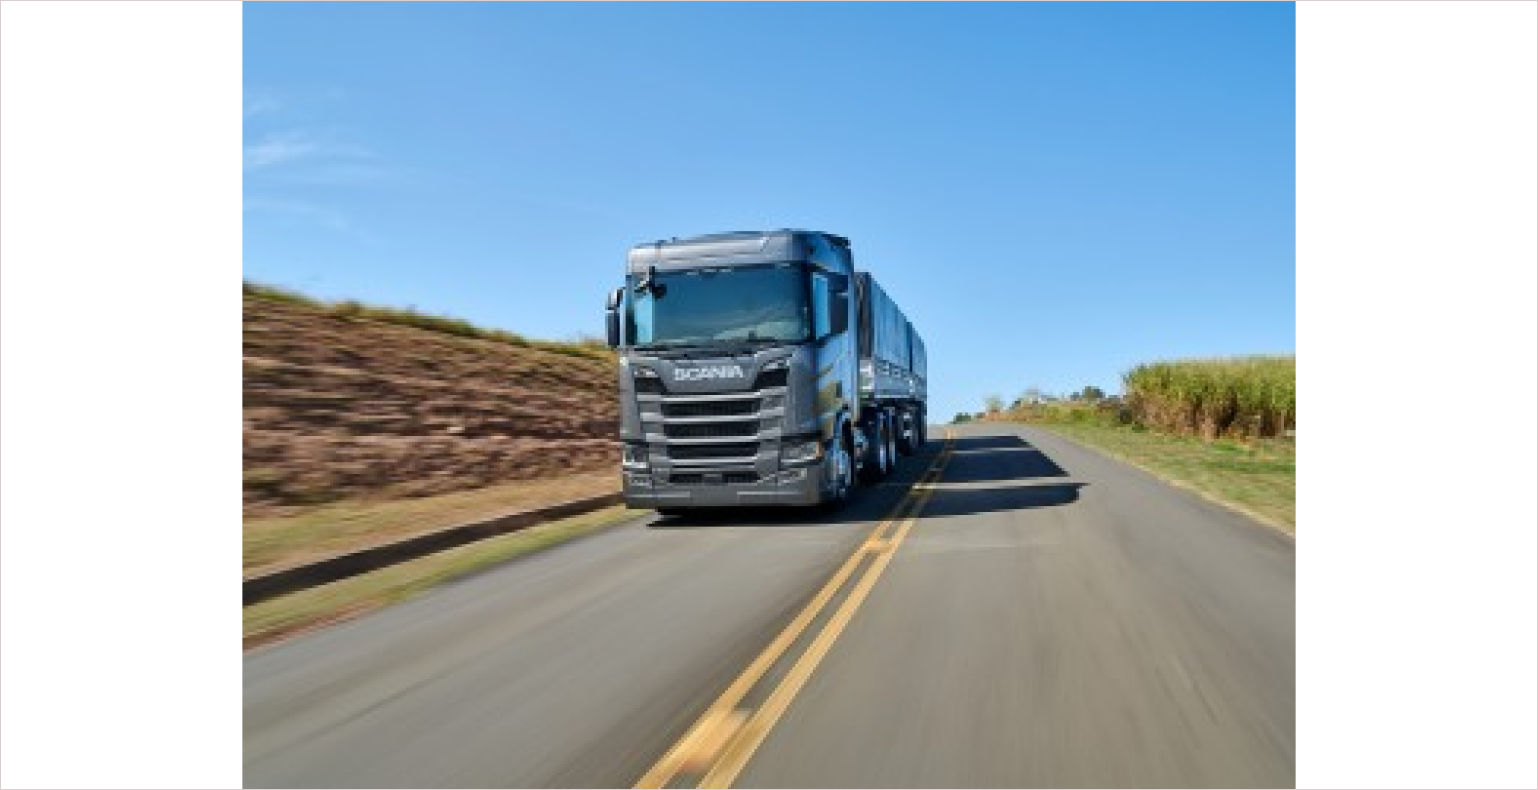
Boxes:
[832,436,851,499]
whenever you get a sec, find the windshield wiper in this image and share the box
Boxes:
[636,340,713,351]
[638,336,802,353]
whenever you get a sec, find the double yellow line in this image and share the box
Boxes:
[636,429,955,789]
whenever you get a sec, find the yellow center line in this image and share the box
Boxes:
[633,429,954,790]
[697,433,952,788]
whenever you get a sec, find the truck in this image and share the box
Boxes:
[603,229,928,512]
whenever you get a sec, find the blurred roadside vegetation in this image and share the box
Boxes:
[244,281,614,363]
[962,356,1296,532]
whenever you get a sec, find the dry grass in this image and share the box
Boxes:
[244,471,618,575]
[243,287,619,513]
[243,280,613,362]
[1122,356,1294,440]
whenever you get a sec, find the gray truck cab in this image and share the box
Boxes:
[605,229,925,512]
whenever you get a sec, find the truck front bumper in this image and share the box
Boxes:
[622,464,824,508]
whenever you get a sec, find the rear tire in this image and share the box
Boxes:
[895,409,914,456]
[859,414,889,484]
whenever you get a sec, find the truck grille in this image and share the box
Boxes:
[667,442,760,460]
[664,421,759,439]
[669,472,760,485]
[753,368,788,389]
[662,399,759,418]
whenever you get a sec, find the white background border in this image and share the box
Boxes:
[1297,2,1536,787]
[2,2,241,788]
[2,1,1535,787]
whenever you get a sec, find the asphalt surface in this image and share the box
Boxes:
[245,423,1294,788]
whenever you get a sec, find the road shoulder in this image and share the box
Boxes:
[1025,421,1295,538]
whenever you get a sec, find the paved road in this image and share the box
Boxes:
[245,423,1294,788]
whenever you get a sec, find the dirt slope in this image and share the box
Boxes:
[243,292,618,516]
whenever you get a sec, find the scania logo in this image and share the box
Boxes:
[673,365,745,381]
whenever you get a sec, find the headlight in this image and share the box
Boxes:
[623,443,649,469]
[780,438,823,465]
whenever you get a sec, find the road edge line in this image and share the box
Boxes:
[1027,423,1296,541]
[243,491,625,605]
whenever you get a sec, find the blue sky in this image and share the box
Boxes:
[244,2,1294,423]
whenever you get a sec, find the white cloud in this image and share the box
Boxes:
[243,132,326,169]
[243,96,281,119]
[244,196,378,244]
[243,130,380,175]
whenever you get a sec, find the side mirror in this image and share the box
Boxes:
[606,310,621,348]
[605,287,624,348]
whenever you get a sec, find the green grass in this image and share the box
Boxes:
[244,505,645,649]
[1034,420,1295,533]
[244,280,614,363]
[993,353,1295,527]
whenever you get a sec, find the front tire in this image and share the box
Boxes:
[822,430,854,511]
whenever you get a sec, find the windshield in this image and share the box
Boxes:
[626,263,810,347]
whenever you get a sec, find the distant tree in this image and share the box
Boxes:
[984,394,1004,414]
[952,412,973,424]
[1080,385,1106,402]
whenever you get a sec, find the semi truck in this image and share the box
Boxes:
[603,229,928,512]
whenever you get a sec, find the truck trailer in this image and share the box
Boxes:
[603,229,928,512]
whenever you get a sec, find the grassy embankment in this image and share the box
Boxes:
[243,280,614,363]
[999,356,1295,533]
[244,282,633,646]
[245,505,645,650]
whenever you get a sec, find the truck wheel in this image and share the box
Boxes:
[896,409,915,456]
[823,430,854,510]
[859,415,888,484]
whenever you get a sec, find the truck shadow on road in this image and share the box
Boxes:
[649,433,1083,528]
[916,481,1085,518]
[941,433,1070,484]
